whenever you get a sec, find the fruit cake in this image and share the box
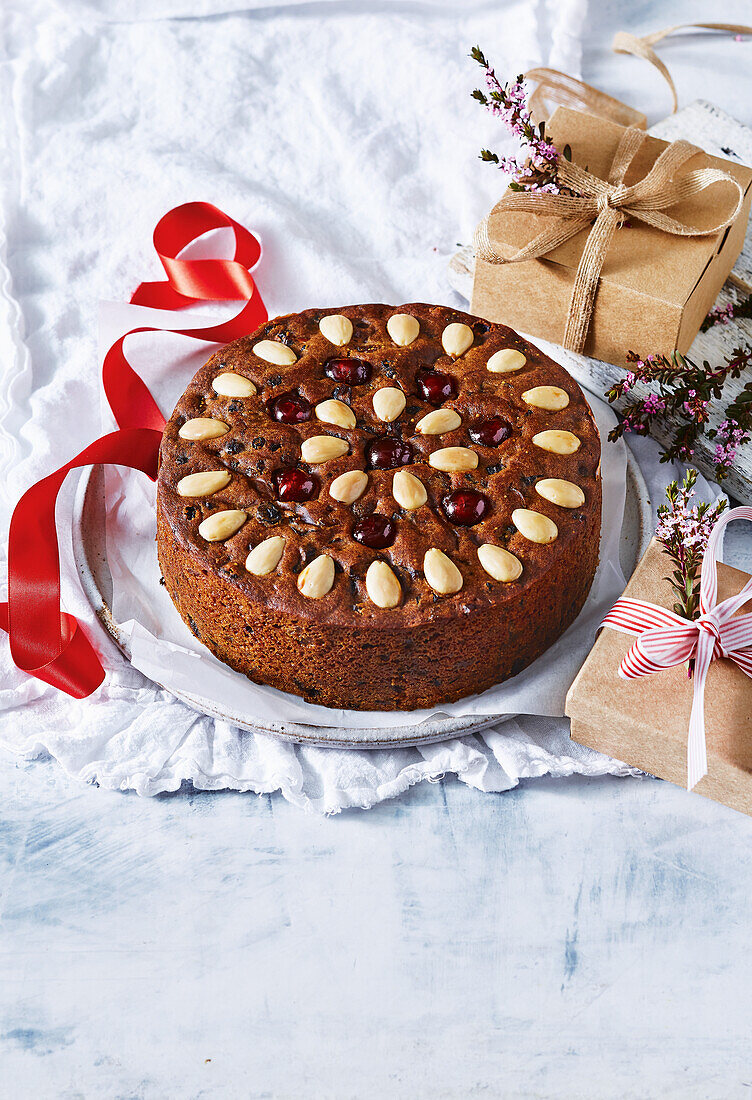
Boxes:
[156,303,601,711]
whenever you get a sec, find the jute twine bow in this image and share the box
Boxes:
[474,127,745,355]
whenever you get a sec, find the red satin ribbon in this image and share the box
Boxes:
[3,430,162,697]
[131,201,262,310]
[105,201,267,429]
[3,201,268,698]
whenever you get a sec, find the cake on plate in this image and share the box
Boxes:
[156,303,601,710]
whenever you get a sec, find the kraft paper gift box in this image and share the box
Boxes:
[471,107,752,368]
[565,539,752,817]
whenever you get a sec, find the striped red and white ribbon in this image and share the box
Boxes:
[601,507,752,790]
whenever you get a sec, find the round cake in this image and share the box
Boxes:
[156,303,601,710]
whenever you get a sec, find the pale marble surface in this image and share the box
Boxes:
[2,749,752,1099]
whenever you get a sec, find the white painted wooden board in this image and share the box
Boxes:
[449,100,752,503]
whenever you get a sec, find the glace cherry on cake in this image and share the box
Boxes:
[156,303,602,710]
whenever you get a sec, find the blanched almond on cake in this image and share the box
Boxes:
[386,313,420,346]
[487,348,526,373]
[319,314,353,346]
[365,560,401,609]
[535,478,585,509]
[512,508,558,544]
[428,446,478,472]
[423,548,463,595]
[532,429,581,455]
[416,408,461,435]
[177,470,231,497]
[212,373,256,397]
[372,386,406,422]
[441,322,474,357]
[478,544,523,582]
[252,339,297,365]
[329,469,368,503]
[297,554,335,598]
[392,470,427,510]
[246,535,286,575]
[179,417,230,441]
[315,399,356,429]
[301,435,349,463]
[198,509,247,542]
[522,386,569,411]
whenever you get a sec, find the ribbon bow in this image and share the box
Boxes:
[475,127,745,354]
[601,507,752,790]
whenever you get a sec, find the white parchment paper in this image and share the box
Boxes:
[100,299,627,732]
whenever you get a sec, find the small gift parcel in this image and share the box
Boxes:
[471,107,752,367]
[565,511,752,817]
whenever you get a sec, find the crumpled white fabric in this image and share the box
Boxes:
[0,0,724,811]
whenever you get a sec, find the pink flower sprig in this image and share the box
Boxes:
[700,293,752,332]
[713,374,752,475]
[655,469,726,624]
[606,347,752,479]
[470,47,571,194]
[705,302,735,327]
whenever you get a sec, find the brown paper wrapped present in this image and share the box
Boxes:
[471,107,752,367]
[566,538,752,817]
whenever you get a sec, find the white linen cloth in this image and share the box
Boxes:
[0,0,727,811]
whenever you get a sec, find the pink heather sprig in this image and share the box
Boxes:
[607,347,752,479]
[470,47,571,194]
[655,469,727,624]
[701,292,752,332]
[706,302,735,326]
[712,368,752,474]
[713,419,748,476]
